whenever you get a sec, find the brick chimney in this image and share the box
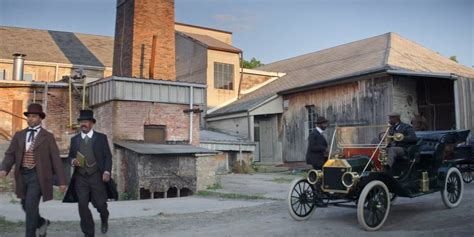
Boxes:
[113,0,176,80]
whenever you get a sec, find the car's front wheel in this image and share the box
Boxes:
[357,180,390,231]
[287,177,316,221]
[441,167,464,208]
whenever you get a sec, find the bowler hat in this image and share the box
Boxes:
[387,111,401,117]
[23,103,46,119]
[316,116,329,124]
[77,110,96,123]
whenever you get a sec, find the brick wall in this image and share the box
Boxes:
[94,100,200,146]
[113,0,176,80]
[0,85,81,153]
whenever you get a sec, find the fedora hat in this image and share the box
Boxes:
[77,110,96,123]
[23,103,46,119]
[316,116,329,124]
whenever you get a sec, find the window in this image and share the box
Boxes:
[214,62,234,90]
[306,105,317,132]
[144,125,166,144]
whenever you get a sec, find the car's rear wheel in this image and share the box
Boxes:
[288,177,316,221]
[357,180,390,231]
[441,167,464,208]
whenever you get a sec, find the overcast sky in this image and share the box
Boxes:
[1,0,472,67]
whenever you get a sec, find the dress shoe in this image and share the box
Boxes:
[38,219,50,237]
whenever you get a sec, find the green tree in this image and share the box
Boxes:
[449,55,458,63]
[242,57,264,69]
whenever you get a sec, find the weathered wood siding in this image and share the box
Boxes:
[281,76,393,162]
[456,77,474,131]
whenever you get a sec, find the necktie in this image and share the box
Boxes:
[84,136,90,144]
[27,128,37,142]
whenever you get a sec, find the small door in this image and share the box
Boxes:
[259,118,275,163]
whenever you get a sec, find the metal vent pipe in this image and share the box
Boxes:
[12,53,26,81]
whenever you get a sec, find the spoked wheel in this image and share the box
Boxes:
[287,177,316,221]
[441,167,464,208]
[357,180,390,231]
[459,164,473,183]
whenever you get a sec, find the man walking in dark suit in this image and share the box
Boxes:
[306,116,330,170]
[63,110,116,237]
[386,112,417,169]
[0,103,67,237]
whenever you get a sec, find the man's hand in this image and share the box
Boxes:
[59,185,67,193]
[72,159,80,167]
[0,170,7,178]
[102,172,110,182]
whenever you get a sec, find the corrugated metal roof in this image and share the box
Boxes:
[114,141,218,155]
[200,129,253,144]
[209,32,474,118]
[177,32,241,53]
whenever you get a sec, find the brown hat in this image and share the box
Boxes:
[23,103,46,119]
[316,116,329,124]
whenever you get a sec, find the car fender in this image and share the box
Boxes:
[359,172,409,197]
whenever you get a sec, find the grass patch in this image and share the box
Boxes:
[270,177,294,183]
[196,190,272,200]
[53,187,65,200]
[207,182,222,190]
[0,216,24,232]
[232,162,256,174]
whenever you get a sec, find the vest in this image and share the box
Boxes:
[21,134,37,169]
[77,136,98,175]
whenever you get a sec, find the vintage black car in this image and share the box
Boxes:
[287,125,473,231]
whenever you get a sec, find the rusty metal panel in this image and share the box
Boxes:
[144,125,166,144]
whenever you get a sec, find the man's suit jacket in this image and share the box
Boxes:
[305,129,328,168]
[0,128,67,201]
[63,131,117,202]
[389,122,417,148]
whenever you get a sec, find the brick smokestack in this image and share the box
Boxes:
[113,0,176,80]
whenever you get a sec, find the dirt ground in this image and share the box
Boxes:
[1,173,473,237]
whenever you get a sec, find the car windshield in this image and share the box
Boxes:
[328,125,390,158]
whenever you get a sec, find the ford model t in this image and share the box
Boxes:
[287,125,473,231]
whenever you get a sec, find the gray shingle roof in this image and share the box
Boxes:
[0,26,114,67]
[209,32,474,117]
[177,31,241,53]
[0,26,242,69]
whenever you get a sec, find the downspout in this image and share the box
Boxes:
[237,52,244,99]
[82,76,87,109]
[68,76,72,128]
[189,86,194,144]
